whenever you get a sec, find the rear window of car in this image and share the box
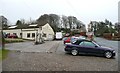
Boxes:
[63,37,70,41]
[71,37,78,41]
[72,39,80,44]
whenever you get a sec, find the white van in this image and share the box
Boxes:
[55,32,62,40]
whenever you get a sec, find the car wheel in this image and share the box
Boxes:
[104,51,112,59]
[71,49,78,56]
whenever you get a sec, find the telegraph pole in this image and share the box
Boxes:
[0,16,4,49]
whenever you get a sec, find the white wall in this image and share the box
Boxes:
[22,28,38,40]
[42,23,55,40]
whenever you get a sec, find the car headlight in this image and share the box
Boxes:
[113,51,115,53]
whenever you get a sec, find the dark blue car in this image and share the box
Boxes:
[64,39,116,59]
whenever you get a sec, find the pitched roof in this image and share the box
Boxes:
[9,26,17,29]
[7,24,39,29]
[7,23,49,29]
[29,24,38,27]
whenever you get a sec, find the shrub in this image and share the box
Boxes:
[5,38,24,43]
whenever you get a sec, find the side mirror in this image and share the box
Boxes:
[95,46,98,47]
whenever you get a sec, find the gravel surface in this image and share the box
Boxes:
[3,51,118,71]
[5,41,60,53]
[2,37,119,71]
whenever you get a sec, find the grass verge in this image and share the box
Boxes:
[5,38,24,43]
[0,49,9,60]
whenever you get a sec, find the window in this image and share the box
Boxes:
[32,33,35,38]
[13,33,16,35]
[79,41,96,47]
[79,42,84,45]
[42,33,46,37]
[20,33,22,36]
[27,33,30,38]
[20,33,22,38]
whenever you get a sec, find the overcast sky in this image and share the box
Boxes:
[0,0,119,25]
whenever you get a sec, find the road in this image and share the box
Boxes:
[2,37,119,71]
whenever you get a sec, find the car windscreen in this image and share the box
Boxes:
[63,37,68,41]
[92,41,101,47]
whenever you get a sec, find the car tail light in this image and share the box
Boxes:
[65,45,68,48]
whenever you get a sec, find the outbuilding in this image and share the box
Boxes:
[3,23,55,41]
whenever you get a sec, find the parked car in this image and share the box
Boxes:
[64,36,86,44]
[63,37,71,44]
[64,33,70,37]
[70,36,79,43]
[7,34,18,38]
[64,39,116,59]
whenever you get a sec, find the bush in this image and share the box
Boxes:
[5,38,24,43]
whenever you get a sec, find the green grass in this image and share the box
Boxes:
[0,49,9,60]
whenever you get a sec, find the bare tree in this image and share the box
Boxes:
[62,15,68,29]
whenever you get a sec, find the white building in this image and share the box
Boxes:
[3,23,55,41]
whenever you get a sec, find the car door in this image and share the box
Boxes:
[78,41,98,54]
[76,41,89,53]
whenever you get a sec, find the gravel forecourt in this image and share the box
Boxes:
[2,37,119,71]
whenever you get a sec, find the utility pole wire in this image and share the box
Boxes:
[65,0,85,25]
[65,0,80,17]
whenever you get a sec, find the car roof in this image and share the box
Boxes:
[73,39,92,44]
[77,39,91,41]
